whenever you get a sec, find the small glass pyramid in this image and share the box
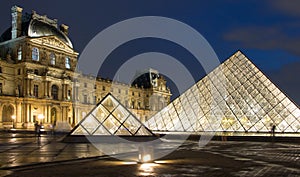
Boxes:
[146,51,300,133]
[70,93,154,136]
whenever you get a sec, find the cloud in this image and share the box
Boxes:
[269,0,300,17]
[223,26,300,56]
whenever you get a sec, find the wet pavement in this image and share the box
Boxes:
[0,132,299,177]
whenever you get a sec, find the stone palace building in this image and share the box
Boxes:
[0,6,171,130]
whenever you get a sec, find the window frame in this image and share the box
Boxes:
[32,47,39,61]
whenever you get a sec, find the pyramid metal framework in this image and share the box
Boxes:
[145,51,300,133]
[70,94,154,136]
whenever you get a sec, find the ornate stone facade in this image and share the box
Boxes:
[0,6,171,130]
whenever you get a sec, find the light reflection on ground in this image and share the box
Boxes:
[138,163,159,176]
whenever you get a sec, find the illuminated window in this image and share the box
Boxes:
[65,57,71,69]
[32,47,39,61]
[67,90,71,100]
[17,47,22,60]
[50,52,55,65]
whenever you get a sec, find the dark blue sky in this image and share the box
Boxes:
[0,0,299,104]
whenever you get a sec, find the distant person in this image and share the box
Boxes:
[271,125,276,137]
[38,123,43,137]
[34,121,39,136]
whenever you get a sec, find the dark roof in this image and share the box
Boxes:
[132,70,159,88]
[0,16,73,48]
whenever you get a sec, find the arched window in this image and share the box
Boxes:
[50,52,55,65]
[2,105,14,122]
[65,57,71,69]
[51,108,57,125]
[17,47,22,60]
[51,85,59,100]
[32,47,39,61]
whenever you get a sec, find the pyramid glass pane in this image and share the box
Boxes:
[101,115,121,134]
[102,95,119,112]
[70,94,154,136]
[135,126,153,136]
[72,125,89,135]
[112,105,130,123]
[146,51,300,134]
[81,115,100,134]
[91,104,109,123]
[123,115,142,134]
[115,126,132,135]
[93,125,111,135]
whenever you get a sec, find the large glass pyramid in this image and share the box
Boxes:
[146,51,300,133]
[70,93,154,136]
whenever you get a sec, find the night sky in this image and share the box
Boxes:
[0,0,299,105]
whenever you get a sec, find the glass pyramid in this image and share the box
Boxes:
[146,51,300,133]
[70,93,154,136]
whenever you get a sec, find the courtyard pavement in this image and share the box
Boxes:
[0,131,299,177]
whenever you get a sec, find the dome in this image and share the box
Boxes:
[132,69,160,88]
[28,19,73,48]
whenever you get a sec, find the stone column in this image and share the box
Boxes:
[48,81,51,98]
[43,81,47,98]
[29,79,33,96]
[16,100,22,128]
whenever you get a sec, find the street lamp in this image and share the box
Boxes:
[11,115,16,129]
[38,114,44,122]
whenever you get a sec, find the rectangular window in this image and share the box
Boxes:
[33,85,38,97]
[0,83,2,94]
[18,47,22,60]
[83,95,88,104]
[0,67,2,73]
[118,89,121,94]
[132,92,134,96]
[65,57,71,69]
[32,47,39,61]
[67,90,71,100]
[18,69,21,75]
[94,96,97,104]
[84,83,87,88]
[50,52,55,65]
[102,86,105,91]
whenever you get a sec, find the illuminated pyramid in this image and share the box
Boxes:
[146,51,300,133]
[70,93,154,136]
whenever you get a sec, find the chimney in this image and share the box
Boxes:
[11,5,23,39]
[60,24,69,35]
